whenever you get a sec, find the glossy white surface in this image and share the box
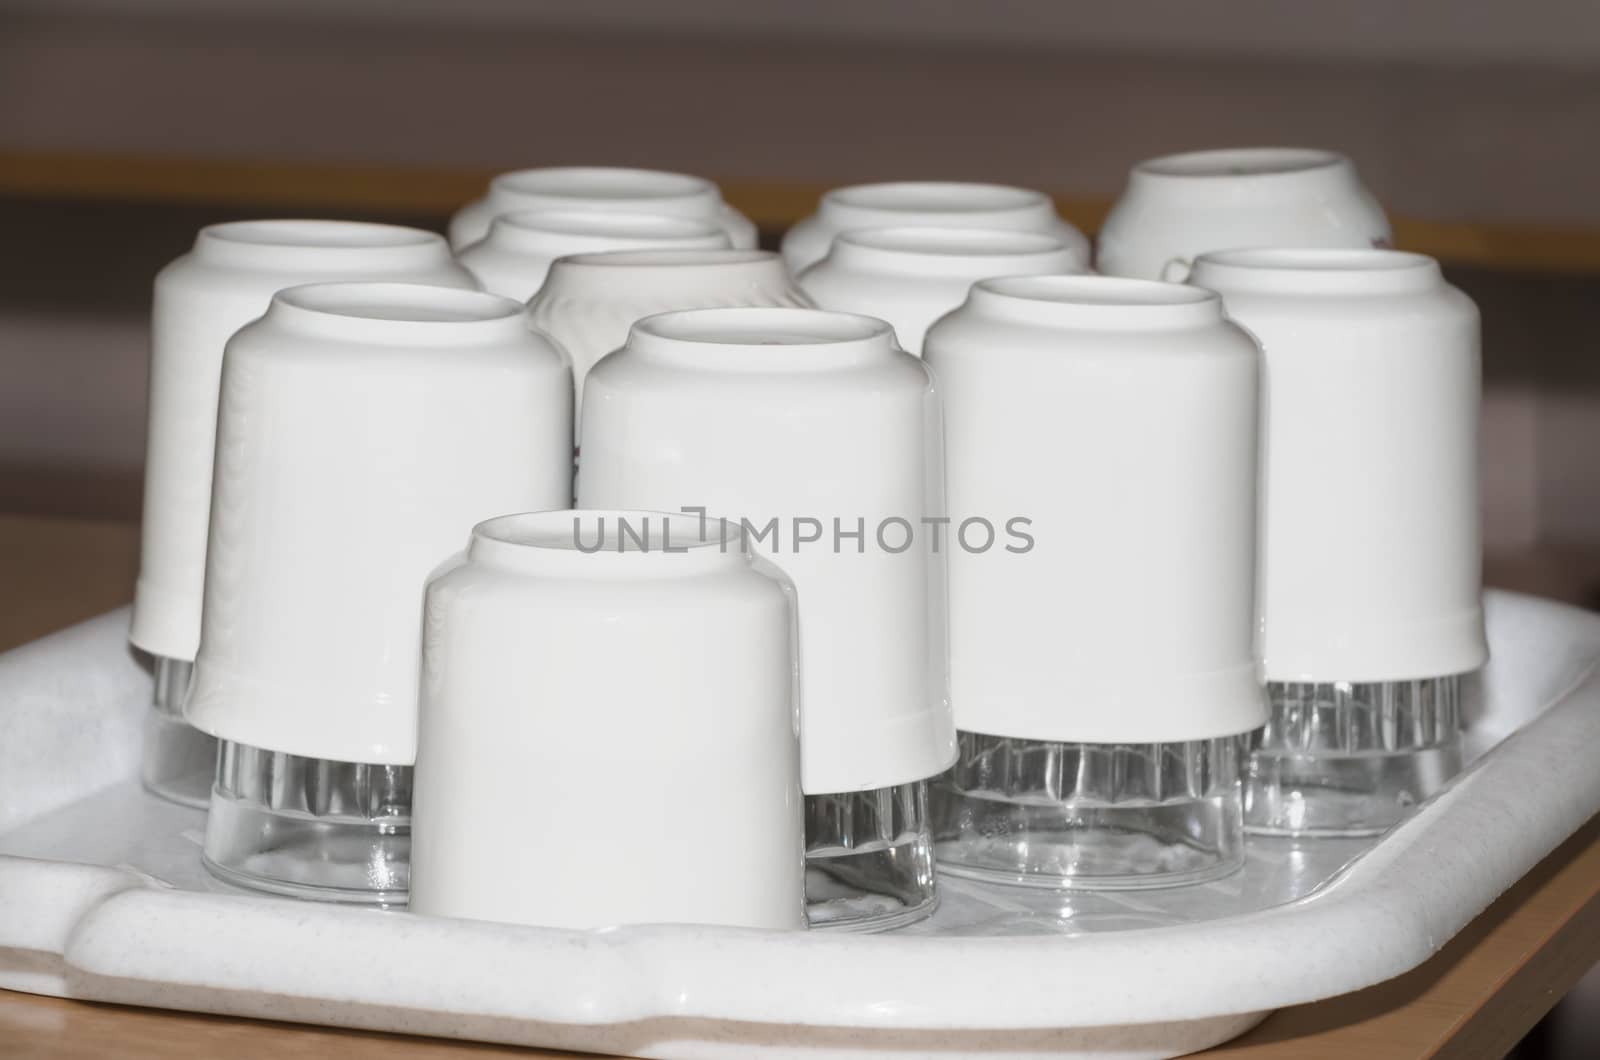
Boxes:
[184,283,573,765]
[411,510,805,931]
[781,181,1091,274]
[129,221,477,662]
[578,308,955,795]
[526,249,810,433]
[1190,249,1488,682]
[2,592,1597,1059]
[797,226,1085,355]
[456,210,730,301]
[448,166,757,251]
[924,276,1266,743]
[1097,148,1392,280]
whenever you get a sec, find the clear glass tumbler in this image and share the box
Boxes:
[203,740,411,904]
[139,656,216,809]
[1245,675,1463,836]
[931,732,1248,889]
[805,781,937,930]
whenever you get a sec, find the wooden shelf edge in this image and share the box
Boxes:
[4,150,1600,273]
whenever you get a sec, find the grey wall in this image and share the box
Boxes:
[4,9,1600,227]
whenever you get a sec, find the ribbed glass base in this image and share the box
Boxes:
[139,656,216,809]
[931,732,1247,890]
[804,781,937,931]
[203,740,411,904]
[1245,675,1463,837]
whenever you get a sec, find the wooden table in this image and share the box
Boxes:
[2,512,1598,1059]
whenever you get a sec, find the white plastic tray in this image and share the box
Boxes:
[2,591,1599,1060]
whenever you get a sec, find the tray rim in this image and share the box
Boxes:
[2,591,1599,1035]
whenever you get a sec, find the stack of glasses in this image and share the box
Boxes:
[128,152,1485,931]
